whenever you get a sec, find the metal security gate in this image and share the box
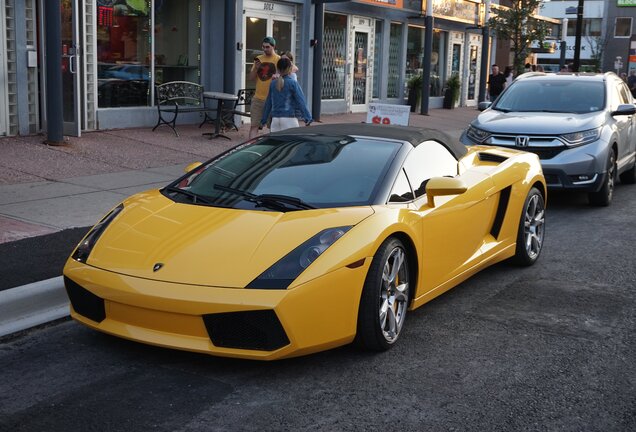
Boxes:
[0,0,9,136]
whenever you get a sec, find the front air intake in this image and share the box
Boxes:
[203,310,290,351]
[64,276,106,323]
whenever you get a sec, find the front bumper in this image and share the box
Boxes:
[63,258,370,360]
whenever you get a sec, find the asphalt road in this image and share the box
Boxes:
[1,184,635,431]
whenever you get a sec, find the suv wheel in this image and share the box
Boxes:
[588,150,616,207]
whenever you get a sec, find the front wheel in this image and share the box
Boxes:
[356,238,410,351]
[588,151,616,206]
[512,187,545,266]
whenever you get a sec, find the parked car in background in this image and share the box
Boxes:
[461,72,636,206]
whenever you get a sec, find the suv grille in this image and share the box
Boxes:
[489,135,565,159]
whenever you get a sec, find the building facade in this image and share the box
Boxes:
[1,0,490,137]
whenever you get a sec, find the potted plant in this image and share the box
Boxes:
[443,73,461,109]
[407,74,422,112]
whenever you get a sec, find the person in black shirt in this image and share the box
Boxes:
[488,64,506,100]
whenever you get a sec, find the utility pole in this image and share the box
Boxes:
[559,18,568,70]
[478,0,491,103]
[420,0,433,115]
[573,0,584,72]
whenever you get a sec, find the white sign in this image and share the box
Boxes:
[366,103,410,126]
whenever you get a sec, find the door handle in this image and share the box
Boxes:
[68,55,76,73]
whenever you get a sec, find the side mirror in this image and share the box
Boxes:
[478,101,492,111]
[611,104,636,116]
[425,177,468,208]
[184,162,203,173]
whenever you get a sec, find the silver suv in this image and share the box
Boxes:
[461,72,636,206]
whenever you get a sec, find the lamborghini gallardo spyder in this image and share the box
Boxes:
[63,123,546,360]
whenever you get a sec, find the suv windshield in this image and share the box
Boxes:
[494,79,606,114]
[164,135,402,210]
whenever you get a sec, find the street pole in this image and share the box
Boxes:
[478,0,491,103]
[420,0,433,115]
[559,18,568,70]
[45,0,64,145]
[573,0,584,72]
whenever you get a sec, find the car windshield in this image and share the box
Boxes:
[164,135,402,210]
[494,79,606,114]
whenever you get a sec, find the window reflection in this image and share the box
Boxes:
[97,0,201,108]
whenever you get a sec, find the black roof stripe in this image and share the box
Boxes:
[268,123,468,160]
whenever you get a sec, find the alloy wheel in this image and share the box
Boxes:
[523,194,545,260]
[379,247,409,343]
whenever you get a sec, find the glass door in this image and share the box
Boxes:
[243,6,295,91]
[349,17,373,113]
[61,0,81,136]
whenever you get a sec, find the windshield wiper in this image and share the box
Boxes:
[214,184,316,211]
[164,186,214,204]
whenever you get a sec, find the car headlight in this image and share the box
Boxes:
[560,127,602,147]
[72,204,124,263]
[465,125,490,144]
[246,226,352,289]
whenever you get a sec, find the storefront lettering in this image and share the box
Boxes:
[263,2,275,11]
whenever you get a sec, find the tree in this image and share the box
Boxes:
[584,35,607,72]
[488,1,551,76]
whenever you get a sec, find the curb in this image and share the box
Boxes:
[0,276,69,337]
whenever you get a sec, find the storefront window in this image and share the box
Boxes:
[430,30,447,97]
[387,23,402,98]
[322,13,347,100]
[405,26,424,97]
[96,0,200,108]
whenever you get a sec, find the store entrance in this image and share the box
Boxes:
[349,17,373,113]
[61,0,81,136]
[243,2,295,96]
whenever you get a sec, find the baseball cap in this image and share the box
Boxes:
[262,36,276,47]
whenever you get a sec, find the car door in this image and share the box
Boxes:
[612,81,634,165]
[617,81,636,161]
[402,141,496,295]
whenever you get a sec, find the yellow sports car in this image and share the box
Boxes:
[63,124,546,360]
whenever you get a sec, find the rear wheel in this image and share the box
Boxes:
[512,187,545,266]
[356,238,410,351]
[588,151,616,206]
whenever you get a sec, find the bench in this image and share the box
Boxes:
[153,81,216,137]
[222,88,255,131]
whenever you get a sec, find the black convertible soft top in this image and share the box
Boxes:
[270,123,468,160]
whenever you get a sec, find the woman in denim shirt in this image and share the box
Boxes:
[261,57,313,132]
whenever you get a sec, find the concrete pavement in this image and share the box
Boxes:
[0,107,479,336]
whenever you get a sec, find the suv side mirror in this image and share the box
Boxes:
[611,104,636,116]
[478,101,492,111]
[425,177,468,208]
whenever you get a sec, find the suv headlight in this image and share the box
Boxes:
[560,127,602,147]
[465,125,490,144]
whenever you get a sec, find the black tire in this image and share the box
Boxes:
[619,160,636,185]
[512,187,545,266]
[356,238,410,351]
[588,151,616,206]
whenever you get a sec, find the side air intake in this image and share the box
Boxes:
[478,152,509,163]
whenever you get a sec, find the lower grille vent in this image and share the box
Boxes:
[203,310,290,351]
[64,277,106,323]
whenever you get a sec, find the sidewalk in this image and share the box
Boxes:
[0,107,479,336]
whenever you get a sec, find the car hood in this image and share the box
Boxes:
[474,110,603,135]
[85,190,374,287]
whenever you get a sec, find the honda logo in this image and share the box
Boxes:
[515,136,530,147]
